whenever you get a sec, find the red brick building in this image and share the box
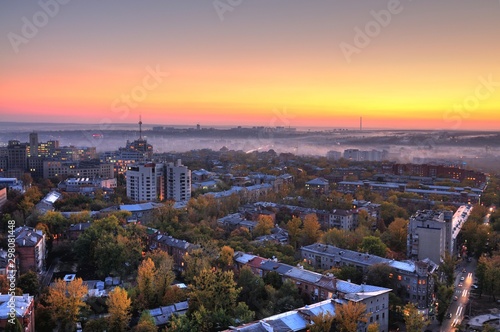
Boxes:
[14,227,46,274]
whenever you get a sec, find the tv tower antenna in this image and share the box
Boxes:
[139,115,143,140]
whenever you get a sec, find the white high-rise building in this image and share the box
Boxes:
[126,162,164,202]
[165,159,191,202]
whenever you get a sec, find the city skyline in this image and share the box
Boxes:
[1,1,500,130]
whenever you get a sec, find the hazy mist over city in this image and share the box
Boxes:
[1,121,499,172]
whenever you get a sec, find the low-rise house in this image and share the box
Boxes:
[217,213,258,233]
[241,207,276,223]
[101,202,163,223]
[191,179,219,191]
[250,202,357,232]
[305,178,329,194]
[35,190,62,214]
[328,209,356,231]
[245,183,273,201]
[67,222,92,240]
[205,186,246,200]
[352,200,381,221]
[191,169,214,182]
[58,177,117,194]
[148,301,189,327]
[253,227,289,245]
[0,178,24,194]
[148,230,198,272]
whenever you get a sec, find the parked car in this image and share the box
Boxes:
[472,284,478,289]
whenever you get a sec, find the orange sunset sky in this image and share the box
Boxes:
[1,1,499,130]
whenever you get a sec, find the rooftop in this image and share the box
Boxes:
[0,294,33,320]
[306,178,329,186]
[119,202,162,212]
[301,243,437,274]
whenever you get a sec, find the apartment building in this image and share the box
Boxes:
[301,243,438,316]
[234,251,391,331]
[165,159,191,202]
[126,162,164,202]
[408,206,472,263]
[14,226,46,274]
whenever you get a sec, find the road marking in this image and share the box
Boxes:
[462,290,468,297]
[456,305,463,316]
[468,272,472,279]
[452,318,460,327]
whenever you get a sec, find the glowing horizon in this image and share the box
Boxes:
[1,1,499,131]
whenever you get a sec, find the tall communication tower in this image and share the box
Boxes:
[139,115,143,139]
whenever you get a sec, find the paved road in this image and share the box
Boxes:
[440,259,477,331]
[41,257,58,286]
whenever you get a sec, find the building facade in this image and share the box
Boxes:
[165,159,191,202]
[126,163,164,202]
[408,206,472,262]
[43,160,114,179]
[14,226,46,274]
[148,229,198,272]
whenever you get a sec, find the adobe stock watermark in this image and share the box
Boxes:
[443,74,499,129]
[7,0,71,54]
[82,65,169,147]
[213,0,244,21]
[339,0,407,64]
[6,220,18,325]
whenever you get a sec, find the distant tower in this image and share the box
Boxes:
[196,124,201,130]
[360,117,362,131]
[139,116,143,140]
